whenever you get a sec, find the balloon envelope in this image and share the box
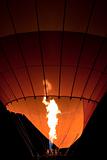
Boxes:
[0,0,107,149]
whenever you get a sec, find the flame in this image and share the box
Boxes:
[42,96,61,143]
[42,80,61,147]
[43,80,52,93]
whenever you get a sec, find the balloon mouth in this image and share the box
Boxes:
[6,96,86,148]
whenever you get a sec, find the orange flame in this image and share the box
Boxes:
[42,80,61,145]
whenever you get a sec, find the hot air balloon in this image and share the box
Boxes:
[0,0,107,153]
